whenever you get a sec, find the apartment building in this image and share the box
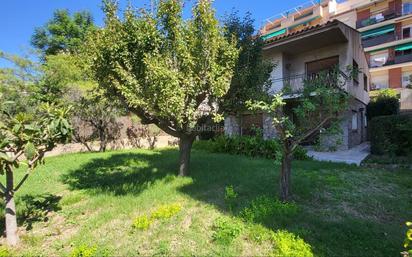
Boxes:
[260,0,412,111]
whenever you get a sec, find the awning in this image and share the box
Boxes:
[288,16,321,30]
[395,43,412,51]
[361,24,394,38]
[261,28,287,40]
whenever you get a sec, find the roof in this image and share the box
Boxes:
[263,20,341,45]
[263,19,361,49]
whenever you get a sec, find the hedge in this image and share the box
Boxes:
[369,114,412,156]
[193,135,310,160]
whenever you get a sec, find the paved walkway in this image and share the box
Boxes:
[307,142,370,166]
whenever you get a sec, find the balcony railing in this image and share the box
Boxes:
[356,9,401,29]
[272,70,348,94]
[394,53,412,64]
[362,33,396,48]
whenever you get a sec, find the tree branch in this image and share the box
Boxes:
[292,116,333,151]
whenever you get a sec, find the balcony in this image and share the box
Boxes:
[394,53,412,64]
[271,70,348,95]
[362,33,396,48]
[356,9,401,29]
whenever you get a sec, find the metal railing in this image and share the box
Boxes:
[271,70,348,94]
[394,53,412,64]
[356,9,401,29]
[362,33,396,48]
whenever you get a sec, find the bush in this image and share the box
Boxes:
[193,135,309,160]
[70,245,97,257]
[151,203,182,219]
[367,89,400,121]
[212,217,244,245]
[132,203,182,230]
[271,230,314,257]
[403,222,412,257]
[370,114,412,156]
[132,215,152,230]
[224,185,238,213]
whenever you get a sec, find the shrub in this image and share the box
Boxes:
[193,135,309,160]
[367,89,400,121]
[151,203,182,219]
[132,215,152,230]
[70,245,97,257]
[0,247,12,257]
[271,230,314,257]
[224,185,238,213]
[240,196,299,224]
[132,203,182,230]
[369,114,412,156]
[212,217,244,245]
[403,222,412,257]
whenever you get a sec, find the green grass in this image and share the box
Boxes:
[1,148,411,256]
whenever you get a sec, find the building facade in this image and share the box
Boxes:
[225,20,370,150]
[260,0,412,111]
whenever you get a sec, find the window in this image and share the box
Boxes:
[353,60,359,85]
[352,111,358,131]
[403,26,412,39]
[404,2,412,15]
[363,74,368,91]
[370,51,388,67]
[371,74,389,90]
[402,71,412,87]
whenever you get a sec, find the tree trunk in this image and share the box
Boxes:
[5,166,19,246]
[279,153,292,202]
[179,136,195,177]
[99,128,107,152]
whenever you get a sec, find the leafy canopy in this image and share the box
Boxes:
[221,12,273,113]
[31,9,95,56]
[82,0,239,137]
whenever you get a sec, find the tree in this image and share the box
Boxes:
[31,9,95,56]
[83,0,239,176]
[72,90,123,152]
[221,12,273,113]
[248,68,350,201]
[0,55,72,246]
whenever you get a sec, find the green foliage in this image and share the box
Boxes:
[132,203,181,230]
[82,0,238,142]
[221,11,273,113]
[132,215,152,230]
[0,247,12,257]
[70,245,97,257]
[212,217,244,245]
[240,196,299,224]
[271,230,314,257]
[404,222,412,256]
[367,89,400,121]
[224,185,238,213]
[369,114,412,156]
[193,136,309,160]
[32,9,95,56]
[151,203,182,220]
[248,224,273,244]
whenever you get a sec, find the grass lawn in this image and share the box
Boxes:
[1,148,411,256]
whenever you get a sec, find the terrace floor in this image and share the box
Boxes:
[307,142,370,165]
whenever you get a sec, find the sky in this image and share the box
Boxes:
[0,0,308,66]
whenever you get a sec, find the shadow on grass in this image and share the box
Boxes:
[61,150,177,195]
[0,193,62,232]
[59,148,405,257]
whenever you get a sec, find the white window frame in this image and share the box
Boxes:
[371,74,389,90]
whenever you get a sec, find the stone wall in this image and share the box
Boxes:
[224,115,240,137]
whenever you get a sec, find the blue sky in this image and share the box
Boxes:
[0,0,307,66]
